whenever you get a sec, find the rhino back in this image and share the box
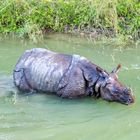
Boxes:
[14,48,72,92]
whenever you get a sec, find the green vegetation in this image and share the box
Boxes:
[0,0,139,40]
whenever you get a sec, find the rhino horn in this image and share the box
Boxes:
[111,64,121,74]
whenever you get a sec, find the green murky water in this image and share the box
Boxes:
[0,34,140,140]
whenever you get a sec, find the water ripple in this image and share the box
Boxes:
[123,64,140,70]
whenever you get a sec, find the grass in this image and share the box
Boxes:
[0,0,139,41]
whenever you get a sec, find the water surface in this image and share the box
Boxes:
[0,34,140,140]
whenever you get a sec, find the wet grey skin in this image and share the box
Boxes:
[13,48,135,105]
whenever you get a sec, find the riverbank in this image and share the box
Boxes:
[0,0,139,42]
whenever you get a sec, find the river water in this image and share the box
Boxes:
[0,34,140,140]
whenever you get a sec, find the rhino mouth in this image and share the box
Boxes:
[111,92,135,105]
[119,96,135,105]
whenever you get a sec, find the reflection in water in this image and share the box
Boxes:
[0,34,140,140]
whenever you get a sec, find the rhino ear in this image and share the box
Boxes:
[111,64,121,74]
[96,67,108,78]
[96,67,102,74]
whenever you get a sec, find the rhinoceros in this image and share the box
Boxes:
[13,48,134,105]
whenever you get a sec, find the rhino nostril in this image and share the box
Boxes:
[127,97,134,104]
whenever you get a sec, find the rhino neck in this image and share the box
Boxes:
[91,66,109,98]
[93,71,110,98]
[92,76,101,98]
[85,73,102,98]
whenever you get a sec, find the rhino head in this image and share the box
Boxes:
[95,64,135,105]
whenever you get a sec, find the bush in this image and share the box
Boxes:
[0,0,139,40]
